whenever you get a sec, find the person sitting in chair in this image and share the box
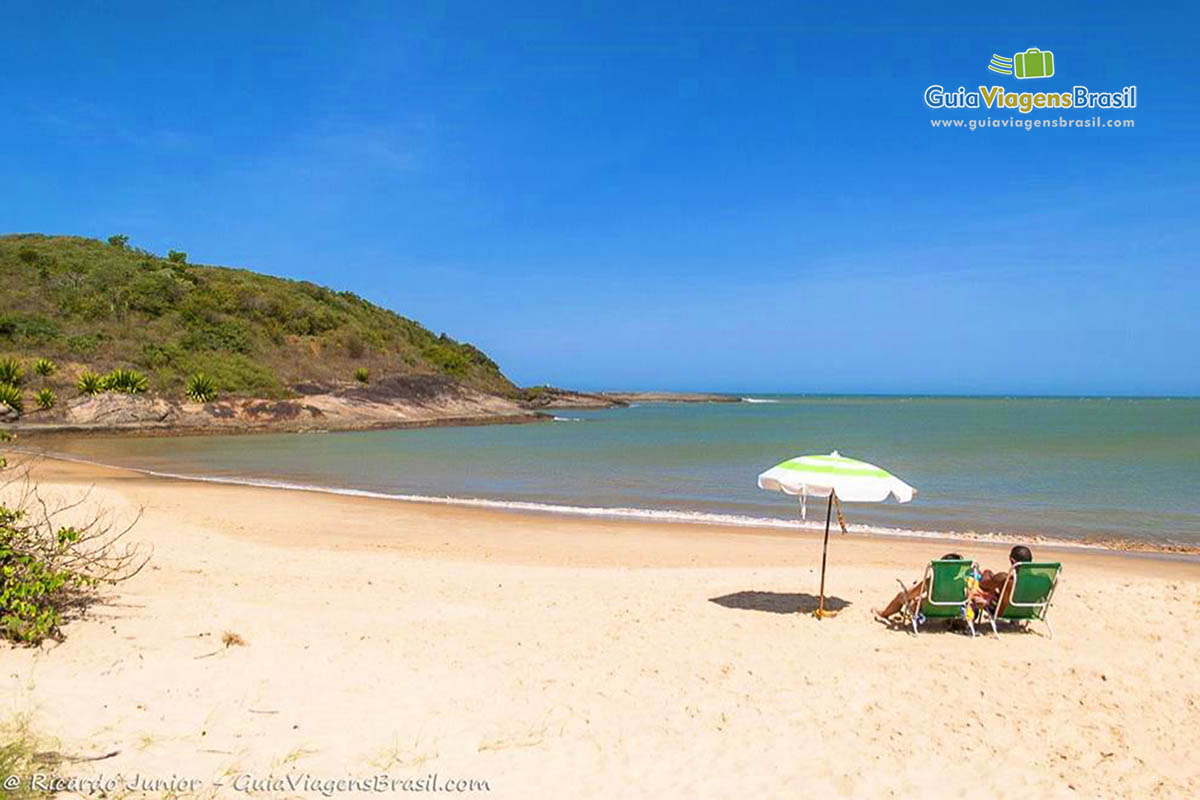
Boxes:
[973,545,1033,611]
[872,552,964,621]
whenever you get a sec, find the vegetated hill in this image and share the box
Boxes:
[0,234,516,400]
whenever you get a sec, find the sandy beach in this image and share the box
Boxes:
[2,456,1198,799]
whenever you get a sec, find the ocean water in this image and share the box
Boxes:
[36,396,1200,548]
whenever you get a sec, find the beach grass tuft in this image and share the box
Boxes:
[221,630,247,648]
[0,716,53,798]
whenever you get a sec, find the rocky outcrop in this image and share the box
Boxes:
[8,379,543,436]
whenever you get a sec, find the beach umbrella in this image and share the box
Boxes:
[757,451,916,618]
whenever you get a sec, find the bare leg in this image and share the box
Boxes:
[873,582,920,620]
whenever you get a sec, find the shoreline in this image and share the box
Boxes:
[13,449,1200,560]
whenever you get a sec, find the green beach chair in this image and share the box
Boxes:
[899,558,978,636]
[983,561,1062,639]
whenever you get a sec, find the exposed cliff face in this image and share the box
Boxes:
[13,377,542,435]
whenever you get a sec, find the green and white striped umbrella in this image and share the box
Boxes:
[757,451,915,504]
[757,451,916,619]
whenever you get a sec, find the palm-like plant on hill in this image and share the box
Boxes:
[0,357,23,386]
[0,383,22,414]
[102,369,149,394]
[186,373,218,403]
[77,371,104,396]
[35,388,56,410]
[33,358,56,378]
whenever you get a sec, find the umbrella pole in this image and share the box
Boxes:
[816,492,834,619]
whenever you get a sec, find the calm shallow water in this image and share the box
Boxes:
[38,396,1200,546]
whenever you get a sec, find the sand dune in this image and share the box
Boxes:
[2,458,1198,798]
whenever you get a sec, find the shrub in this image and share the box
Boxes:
[3,317,59,345]
[125,271,188,316]
[180,318,252,354]
[106,234,129,249]
[186,373,218,403]
[0,383,21,414]
[33,358,56,377]
[0,358,22,386]
[168,249,187,263]
[354,367,370,383]
[77,371,104,395]
[66,333,101,355]
[0,457,147,645]
[34,389,56,410]
[177,353,283,398]
[102,368,149,394]
[423,343,470,377]
[140,343,178,368]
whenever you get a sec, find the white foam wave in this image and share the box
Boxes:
[741,397,780,404]
[18,449,1134,553]
[552,416,585,422]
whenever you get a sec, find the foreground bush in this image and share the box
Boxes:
[0,451,147,645]
[186,372,218,402]
[34,389,56,410]
[354,367,370,383]
[32,358,55,377]
[76,371,104,395]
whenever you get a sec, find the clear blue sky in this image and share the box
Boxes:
[3,2,1196,395]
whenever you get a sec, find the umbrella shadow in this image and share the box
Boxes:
[708,591,851,615]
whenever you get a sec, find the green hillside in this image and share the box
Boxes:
[0,234,515,400]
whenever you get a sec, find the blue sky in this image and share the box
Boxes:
[3,2,1197,394]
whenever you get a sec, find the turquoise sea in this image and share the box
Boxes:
[39,396,1200,548]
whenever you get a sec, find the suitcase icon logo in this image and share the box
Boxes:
[988,48,1055,79]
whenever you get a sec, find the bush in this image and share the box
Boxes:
[0,383,21,414]
[34,389,56,410]
[125,271,189,316]
[168,249,187,264]
[180,318,252,354]
[140,342,178,368]
[66,333,101,355]
[0,317,59,345]
[0,357,23,386]
[177,353,283,398]
[354,367,370,383]
[422,343,470,377]
[33,358,56,377]
[102,368,149,394]
[0,457,147,645]
[186,373,218,402]
[76,371,104,395]
[107,234,129,249]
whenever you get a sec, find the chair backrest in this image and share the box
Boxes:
[926,559,973,606]
[998,562,1062,619]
